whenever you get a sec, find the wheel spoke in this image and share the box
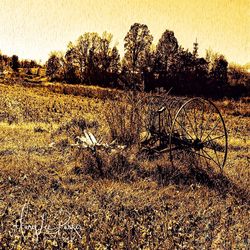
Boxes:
[198,101,205,139]
[202,118,221,143]
[205,135,222,167]
[175,119,194,140]
[188,149,211,161]
[202,148,220,168]
[193,106,198,138]
[201,149,210,168]
[201,110,214,139]
[212,146,221,167]
[203,135,225,145]
[182,107,197,139]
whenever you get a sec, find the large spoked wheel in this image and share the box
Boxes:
[169,98,228,171]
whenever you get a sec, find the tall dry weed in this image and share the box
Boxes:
[104,91,170,146]
[104,91,145,145]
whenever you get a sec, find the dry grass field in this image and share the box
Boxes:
[0,80,249,249]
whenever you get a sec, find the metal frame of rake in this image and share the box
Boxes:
[140,97,228,171]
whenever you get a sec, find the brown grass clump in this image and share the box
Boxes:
[104,91,148,145]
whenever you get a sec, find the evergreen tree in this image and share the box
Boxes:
[11,55,20,72]
[193,38,198,57]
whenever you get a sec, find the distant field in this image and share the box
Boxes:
[0,81,249,249]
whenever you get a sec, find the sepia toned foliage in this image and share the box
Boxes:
[123,23,153,90]
[123,23,153,72]
[155,30,179,73]
[63,32,121,86]
[45,53,62,81]
[1,22,249,97]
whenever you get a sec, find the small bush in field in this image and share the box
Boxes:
[104,91,148,145]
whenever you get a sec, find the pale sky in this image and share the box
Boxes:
[0,0,249,65]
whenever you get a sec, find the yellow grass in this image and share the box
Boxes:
[0,81,249,249]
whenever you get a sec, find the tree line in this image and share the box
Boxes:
[0,53,40,74]
[1,23,249,98]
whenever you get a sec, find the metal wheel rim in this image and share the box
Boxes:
[169,97,228,171]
